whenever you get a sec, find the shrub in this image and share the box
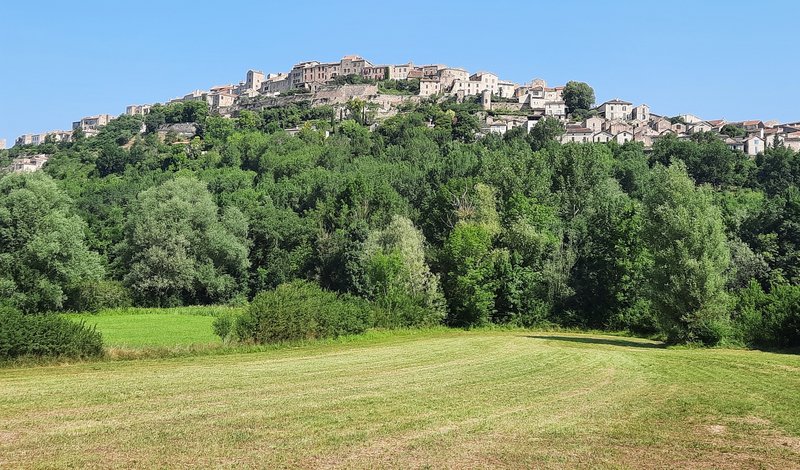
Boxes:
[212,312,236,342]
[66,280,132,312]
[0,307,104,360]
[231,281,373,344]
[733,281,800,349]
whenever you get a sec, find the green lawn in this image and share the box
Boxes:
[1,330,798,468]
[63,311,220,348]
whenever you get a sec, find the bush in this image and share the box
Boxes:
[733,281,800,349]
[212,312,236,343]
[0,307,104,360]
[66,280,132,312]
[231,281,373,344]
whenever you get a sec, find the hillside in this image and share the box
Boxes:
[1,330,799,468]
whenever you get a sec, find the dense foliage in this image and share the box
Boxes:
[4,99,800,348]
[228,281,373,344]
[0,307,104,359]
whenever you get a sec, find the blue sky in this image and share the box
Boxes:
[2,0,799,146]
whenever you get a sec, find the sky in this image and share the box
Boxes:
[2,0,799,146]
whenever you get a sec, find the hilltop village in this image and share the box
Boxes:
[7,54,800,171]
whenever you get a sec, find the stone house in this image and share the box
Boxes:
[584,116,604,133]
[438,68,469,90]
[450,72,499,96]
[597,99,632,121]
[744,135,764,156]
[593,131,613,143]
[73,114,114,133]
[688,121,713,134]
[651,117,672,133]
[496,80,517,98]
[561,126,594,143]
[544,87,563,101]
[781,131,800,151]
[544,101,567,119]
[245,70,265,91]
[419,78,441,97]
[614,130,634,144]
[388,63,414,80]
[725,137,745,152]
[632,104,650,122]
[740,120,765,132]
[679,114,703,124]
[605,121,632,135]
[261,73,291,94]
[8,154,49,172]
[126,104,151,116]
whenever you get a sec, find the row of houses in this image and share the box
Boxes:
[10,54,799,157]
[13,113,117,147]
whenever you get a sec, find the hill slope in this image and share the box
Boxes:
[1,330,798,468]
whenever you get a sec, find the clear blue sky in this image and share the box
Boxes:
[2,0,799,145]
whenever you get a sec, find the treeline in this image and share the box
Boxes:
[2,99,799,349]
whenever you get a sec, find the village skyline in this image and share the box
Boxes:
[3,0,800,146]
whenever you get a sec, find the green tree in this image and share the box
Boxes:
[0,172,104,312]
[361,215,445,326]
[527,117,565,151]
[642,163,731,344]
[120,176,250,306]
[440,222,497,327]
[562,81,595,114]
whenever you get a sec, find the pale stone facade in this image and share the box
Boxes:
[126,104,151,116]
[73,114,114,132]
[631,104,650,122]
[245,70,265,91]
[450,72,499,96]
[562,126,593,143]
[7,154,49,172]
[438,68,469,90]
[598,99,632,121]
[419,78,441,97]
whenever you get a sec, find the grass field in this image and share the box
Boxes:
[1,329,799,468]
[63,307,228,348]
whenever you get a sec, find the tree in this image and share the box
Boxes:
[0,172,104,312]
[360,215,445,326]
[562,81,595,114]
[120,176,250,306]
[527,117,564,151]
[642,162,731,344]
[720,123,747,138]
[651,133,754,187]
[440,222,497,327]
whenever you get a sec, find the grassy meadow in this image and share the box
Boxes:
[1,329,799,468]
[61,306,239,349]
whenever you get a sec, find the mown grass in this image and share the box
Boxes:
[1,330,798,468]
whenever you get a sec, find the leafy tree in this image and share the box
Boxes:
[120,176,249,306]
[360,215,445,326]
[0,172,104,312]
[562,81,595,114]
[642,162,731,344]
[720,123,747,138]
[527,117,565,151]
[651,133,754,187]
[440,222,497,327]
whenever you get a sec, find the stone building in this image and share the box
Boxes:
[597,99,632,121]
[126,104,151,116]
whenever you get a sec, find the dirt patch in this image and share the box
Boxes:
[702,424,727,435]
